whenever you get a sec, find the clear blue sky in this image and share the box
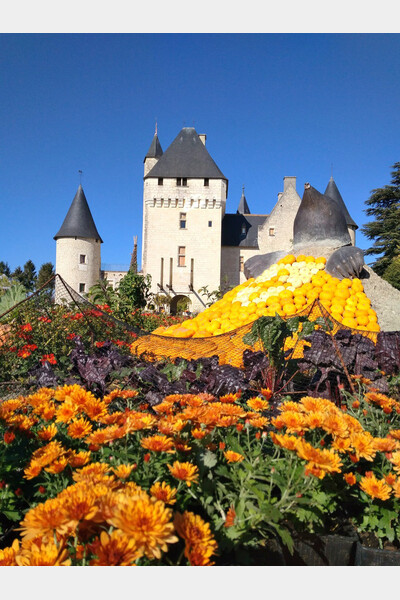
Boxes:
[1,33,400,273]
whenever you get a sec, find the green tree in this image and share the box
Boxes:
[382,255,400,290]
[361,162,400,276]
[37,262,55,289]
[20,260,37,292]
[11,266,23,285]
[0,261,11,277]
[117,272,152,316]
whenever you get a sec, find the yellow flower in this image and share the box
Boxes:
[167,461,199,487]
[174,511,218,566]
[37,423,58,441]
[350,432,376,461]
[111,464,136,479]
[108,494,178,559]
[246,397,270,412]
[67,417,93,439]
[0,539,20,566]
[88,530,142,566]
[15,539,71,566]
[141,434,176,453]
[150,481,177,505]
[18,497,72,541]
[224,450,245,463]
[360,473,392,501]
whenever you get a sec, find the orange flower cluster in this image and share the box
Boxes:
[270,395,400,483]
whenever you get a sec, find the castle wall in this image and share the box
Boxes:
[55,237,101,297]
[142,177,227,313]
[258,177,301,254]
[221,246,262,289]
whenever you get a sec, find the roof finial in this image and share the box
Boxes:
[331,163,333,179]
[242,185,245,194]
[78,170,83,185]
[155,119,158,136]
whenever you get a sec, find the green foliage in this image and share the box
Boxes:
[0,261,11,278]
[117,272,152,316]
[0,283,27,316]
[36,262,55,290]
[198,285,224,307]
[362,162,400,276]
[175,296,191,315]
[382,255,400,290]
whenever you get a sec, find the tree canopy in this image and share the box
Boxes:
[361,162,400,280]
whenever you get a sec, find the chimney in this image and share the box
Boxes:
[199,134,207,146]
[283,176,296,192]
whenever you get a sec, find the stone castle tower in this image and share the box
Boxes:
[141,127,228,313]
[54,184,102,296]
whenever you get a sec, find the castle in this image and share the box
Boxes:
[54,126,358,313]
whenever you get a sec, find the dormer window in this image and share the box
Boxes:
[177,178,187,187]
[158,178,163,185]
[241,225,247,235]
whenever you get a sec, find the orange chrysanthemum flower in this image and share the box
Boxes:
[45,455,69,474]
[88,530,142,566]
[58,483,99,524]
[37,423,58,441]
[55,399,78,424]
[111,464,136,479]
[15,539,71,566]
[219,392,241,403]
[269,432,299,452]
[141,434,176,453]
[304,411,325,429]
[72,462,110,483]
[388,451,400,474]
[321,413,348,438]
[19,497,72,541]
[297,440,342,474]
[344,472,357,486]
[350,432,376,461]
[372,437,398,453]
[260,388,273,401]
[108,494,178,559]
[388,430,400,441]
[191,428,207,439]
[273,411,306,434]
[246,397,270,412]
[24,461,43,480]
[67,417,93,439]
[249,416,269,429]
[102,389,138,404]
[67,450,91,468]
[332,436,352,454]
[167,461,199,487]
[150,481,177,505]
[174,511,218,566]
[30,441,65,468]
[83,397,109,421]
[384,473,397,486]
[360,473,392,501]
[0,539,20,566]
[224,450,245,463]
[391,479,400,498]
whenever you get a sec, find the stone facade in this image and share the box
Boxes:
[55,237,101,295]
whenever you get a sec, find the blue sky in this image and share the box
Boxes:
[1,32,400,273]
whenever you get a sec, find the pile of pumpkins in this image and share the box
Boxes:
[152,254,380,339]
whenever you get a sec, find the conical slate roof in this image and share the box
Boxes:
[144,127,227,180]
[54,185,103,242]
[237,186,250,214]
[144,133,163,160]
[324,177,358,229]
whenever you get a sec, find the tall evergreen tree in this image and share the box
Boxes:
[11,266,24,285]
[37,262,55,289]
[361,162,400,276]
[0,261,11,277]
[21,260,37,292]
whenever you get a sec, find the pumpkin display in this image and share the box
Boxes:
[152,254,379,339]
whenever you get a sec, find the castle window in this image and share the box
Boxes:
[79,283,86,293]
[178,246,186,267]
[158,178,163,185]
[269,227,275,236]
[204,178,209,186]
[241,225,246,235]
[79,254,86,264]
[179,213,187,229]
[239,256,244,272]
[208,221,212,227]
[177,178,187,187]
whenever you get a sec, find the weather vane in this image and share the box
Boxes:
[78,170,83,184]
